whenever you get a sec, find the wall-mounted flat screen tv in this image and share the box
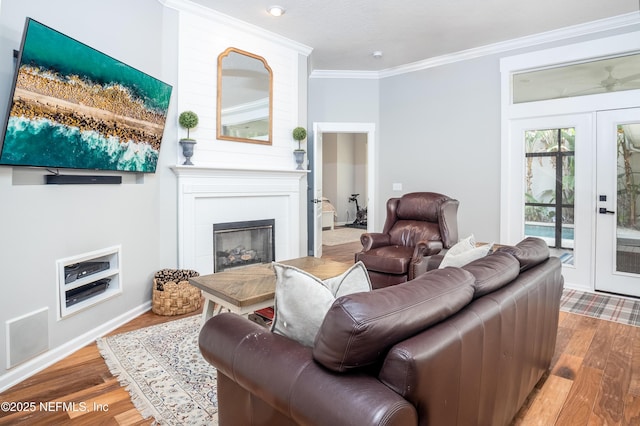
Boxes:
[0,18,172,173]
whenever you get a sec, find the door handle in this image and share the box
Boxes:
[599,207,615,214]
[311,198,322,204]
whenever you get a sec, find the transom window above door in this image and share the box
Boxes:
[513,52,640,103]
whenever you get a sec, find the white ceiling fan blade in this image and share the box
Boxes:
[561,85,604,97]
[619,72,640,84]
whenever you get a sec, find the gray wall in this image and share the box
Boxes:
[0,0,179,382]
[309,25,640,244]
[378,55,501,242]
[308,65,500,239]
[308,78,380,124]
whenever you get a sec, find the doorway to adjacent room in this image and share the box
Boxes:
[309,122,376,257]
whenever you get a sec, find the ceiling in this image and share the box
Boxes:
[190,0,639,72]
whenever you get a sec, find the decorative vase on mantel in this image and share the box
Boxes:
[293,149,306,170]
[180,139,197,165]
[292,126,307,170]
[178,110,199,166]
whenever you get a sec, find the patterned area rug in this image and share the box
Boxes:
[561,288,640,327]
[322,227,364,246]
[97,315,218,425]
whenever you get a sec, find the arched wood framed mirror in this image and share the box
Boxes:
[217,47,273,145]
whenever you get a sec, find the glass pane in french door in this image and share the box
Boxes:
[616,123,640,273]
[524,128,575,264]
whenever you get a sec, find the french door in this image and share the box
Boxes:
[509,109,640,296]
[508,114,594,289]
[500,30,640,295]
[595,108,640,297]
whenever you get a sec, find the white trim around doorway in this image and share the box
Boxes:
[313,122,377,232]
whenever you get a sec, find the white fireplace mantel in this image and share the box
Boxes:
[171,165,309,179]
[171,165,309,274]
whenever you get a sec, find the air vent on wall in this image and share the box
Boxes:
[6,308,49,369]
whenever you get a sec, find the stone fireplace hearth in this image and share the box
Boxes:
[172,166,308,275]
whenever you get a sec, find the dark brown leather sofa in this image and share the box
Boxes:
[199,237,563,425]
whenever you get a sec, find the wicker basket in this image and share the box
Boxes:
[152,269,202,316]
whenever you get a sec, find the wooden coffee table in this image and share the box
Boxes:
[189,257,351,324]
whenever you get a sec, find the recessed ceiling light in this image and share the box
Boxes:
[267,5,285,17]
[372,51,383,59]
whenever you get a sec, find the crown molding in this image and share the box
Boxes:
[311,12,640,80]
[158,0,313,56]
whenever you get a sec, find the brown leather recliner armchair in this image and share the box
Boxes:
[355,192,459,289]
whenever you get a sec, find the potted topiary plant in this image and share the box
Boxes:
[179,111,199,165]
[292,126,307,170]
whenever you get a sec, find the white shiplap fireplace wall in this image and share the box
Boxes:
[166,0,312,270]
[172,166,308,274]
[169,0,312,170]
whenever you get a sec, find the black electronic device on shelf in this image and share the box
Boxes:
[65,278,110,307]
[64,261,110,284]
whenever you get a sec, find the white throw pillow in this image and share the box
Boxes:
[439,235,492,268]
[446,234,477,256]
[271,261,372,347]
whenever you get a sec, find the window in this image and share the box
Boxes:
[513,53,640,103]
[524,128,575,262]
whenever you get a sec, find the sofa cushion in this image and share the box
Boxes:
[462,251,520,298]
[495,237,549,272]
[271,261,372,347]
[313,267,475,372]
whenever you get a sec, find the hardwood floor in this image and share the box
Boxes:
[514,311,640,425]
[1,240,639,425]
[0,309,196,426]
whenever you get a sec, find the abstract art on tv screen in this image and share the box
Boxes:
[0,18,173,173]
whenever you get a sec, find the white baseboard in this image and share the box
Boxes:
[562,281,593,294]
[0,301,151,393]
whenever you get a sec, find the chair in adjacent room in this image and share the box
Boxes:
[355,192,459,289]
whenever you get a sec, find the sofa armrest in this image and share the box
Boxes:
[199,313,417,426]
[360,232,391,251]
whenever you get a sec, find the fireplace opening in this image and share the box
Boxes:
[213,219,275,272]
